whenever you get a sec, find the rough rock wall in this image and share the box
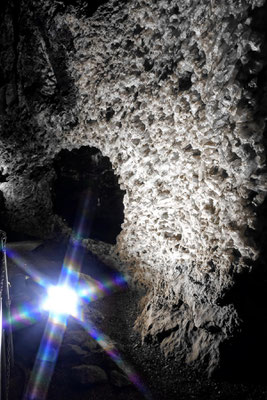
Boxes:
[0,0,267,374]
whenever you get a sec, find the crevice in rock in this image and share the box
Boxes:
[179,72,193,91]
[156,326,179,343]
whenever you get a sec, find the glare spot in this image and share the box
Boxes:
[42,285,79,317]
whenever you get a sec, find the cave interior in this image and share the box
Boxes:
[1,0,267,399]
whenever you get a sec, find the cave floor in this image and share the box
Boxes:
[5,240,267,400]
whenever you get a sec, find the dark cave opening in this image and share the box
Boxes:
[52,146,125,244]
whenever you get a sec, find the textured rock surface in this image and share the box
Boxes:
[110,369,131,388]
[71,364,108,385]
[1,0,267,374]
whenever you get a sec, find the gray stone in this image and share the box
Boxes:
[60,344,87,360]
[110,370,131,388]
[0,86,6,113]
[81,337,99,352]
[5,82,17,106]
[71,365,108,386]
[82,305,105,324]
[63,329,88,346]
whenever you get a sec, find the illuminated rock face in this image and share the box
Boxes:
[1,0,267,374]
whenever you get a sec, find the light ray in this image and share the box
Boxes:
[23,231,84,399]
[75,313,153,400]
[6,247,50,289]
[23,314,68,400]
[13,190,150,399]
[77,273,128,303]
[5,302,42,330]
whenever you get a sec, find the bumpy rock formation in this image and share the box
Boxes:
[1,0,267,374]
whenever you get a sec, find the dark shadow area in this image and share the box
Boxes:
[62,0,110,15]
[52,146,125,245]
[58,0,127,19]
[216,1,267,383]
[30,239,119,282]
[26,4,78,114]
[216,265,267,383]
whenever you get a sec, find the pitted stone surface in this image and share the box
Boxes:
[1,0,267,374]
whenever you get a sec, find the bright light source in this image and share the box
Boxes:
[42,285,79,317]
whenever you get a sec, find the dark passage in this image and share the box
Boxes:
[52,146,125,244]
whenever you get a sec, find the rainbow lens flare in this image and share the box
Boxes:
[7,191,151,400]
[7,302,42,330]
[75,315,153,400]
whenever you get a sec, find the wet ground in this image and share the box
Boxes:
[5,239,267,400]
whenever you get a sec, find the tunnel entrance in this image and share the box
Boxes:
[52,146,125,244]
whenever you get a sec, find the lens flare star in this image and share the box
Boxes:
[7,192,151,400]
